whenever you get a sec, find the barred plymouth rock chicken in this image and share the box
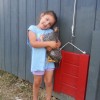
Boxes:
[43,27,62,63]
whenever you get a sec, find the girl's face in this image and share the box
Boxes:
[37,14,56,30]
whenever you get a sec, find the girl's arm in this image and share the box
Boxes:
[28,31,57,48]
[46,40,61,51]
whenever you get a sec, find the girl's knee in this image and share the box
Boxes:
[34,81,41,88]
[33,75,42,87]
[44,79,52,87]
[34,79,42,87]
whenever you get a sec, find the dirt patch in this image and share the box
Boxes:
[0,70,58,100]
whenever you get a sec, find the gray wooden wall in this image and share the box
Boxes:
[0,0,100,100]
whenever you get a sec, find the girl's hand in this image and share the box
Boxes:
[49,41,58,49]
[57,40,61,48]
[40,35,44,41]
[46,46,52,51]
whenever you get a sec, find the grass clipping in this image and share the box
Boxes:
[0,70,57,100]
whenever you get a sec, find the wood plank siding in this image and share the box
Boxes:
[0,0,100,100]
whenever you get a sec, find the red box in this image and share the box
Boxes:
[54,50,89,100]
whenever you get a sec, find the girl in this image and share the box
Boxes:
[28,11,61,100]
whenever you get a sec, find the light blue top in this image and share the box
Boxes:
[28,25,55,72]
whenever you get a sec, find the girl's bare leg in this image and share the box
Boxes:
[33,75,42,100]
[44,70,54,100]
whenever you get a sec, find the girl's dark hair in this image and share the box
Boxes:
[43,11,57,28]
